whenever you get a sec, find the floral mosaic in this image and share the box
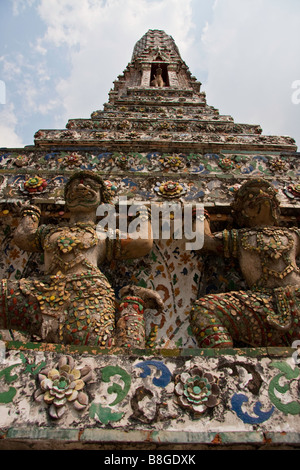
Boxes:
[34,355,92,419]
[0,27,299,448]
[23,176,47,194]
[0,349,300,435]
[0,151,299,181]
[174,366,220,416]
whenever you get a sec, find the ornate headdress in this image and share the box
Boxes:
[64,170,112,204]
[231,178,280,227]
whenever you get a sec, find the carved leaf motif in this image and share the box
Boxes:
[268,361,300,415]
[101,365,131,406]
[231,393,274,424]
[135,360,172,387]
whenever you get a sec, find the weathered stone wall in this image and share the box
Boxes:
[0,29,299,450]
[1,344,300,449]
[0,148,299,347]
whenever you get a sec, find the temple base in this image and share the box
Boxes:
[0,341,300,450]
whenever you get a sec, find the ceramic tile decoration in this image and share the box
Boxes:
[0,30,299,450]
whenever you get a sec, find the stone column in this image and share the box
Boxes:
[141,64,151,87]
[167,64,179,87]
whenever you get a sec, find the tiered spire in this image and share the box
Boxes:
[34,29,296,153]
[131,29,182,62]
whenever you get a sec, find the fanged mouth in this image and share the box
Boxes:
[68,188,97,201]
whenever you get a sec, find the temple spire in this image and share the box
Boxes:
[34,29,296,153]
[120,29,200,90]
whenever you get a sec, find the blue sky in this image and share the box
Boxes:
[0,0,300,149]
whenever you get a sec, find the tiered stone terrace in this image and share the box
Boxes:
[0,29,299,450]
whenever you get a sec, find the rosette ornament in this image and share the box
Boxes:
[174,367,219,416]
[34,355,92,419]
[161,155,185,171]
[155,181,186,198]
[269,157,287,173]
[14,154,28,167]
[62,152,83,168]
[218,157,234,171]
[24,176,47,194]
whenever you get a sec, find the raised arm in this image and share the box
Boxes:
[14,205,43,252]
[203,218,223,253]
[104,205,153,261]
[192,210,223,254]
[119,205,153,259]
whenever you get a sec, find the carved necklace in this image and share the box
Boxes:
[44,223,98,272]
[240,227,299,286]
[241,227,294,259]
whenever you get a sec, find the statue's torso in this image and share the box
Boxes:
[238,227,300,289]
[41,224,106,275]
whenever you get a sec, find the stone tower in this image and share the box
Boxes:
[0,30,299,450]
[34,29,296,154]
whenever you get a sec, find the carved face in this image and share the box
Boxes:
[232,180,280,228]
[65,177,101,212]
[242,191,275,227]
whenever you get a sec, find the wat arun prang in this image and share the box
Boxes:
[0,30,299,450]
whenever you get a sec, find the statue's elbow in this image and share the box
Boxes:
[13,228,38,252]
[13,229,25,250]
[128,237,153,259]
[134,237,153,257]
[141,237,153,255]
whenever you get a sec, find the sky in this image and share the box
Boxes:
[0,0,300,149]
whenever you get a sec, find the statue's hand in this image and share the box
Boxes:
[14,202,42,251]
[119,286,164,312]
[18,202,41,219]
[16,199,40,212]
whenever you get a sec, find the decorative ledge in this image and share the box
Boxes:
[0,342,299,449]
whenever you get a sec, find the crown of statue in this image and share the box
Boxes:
[64,170,112,203]
[231,178,280,225]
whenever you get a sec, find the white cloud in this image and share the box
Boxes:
[36,0,195,122]
[0,81,5,105]
[0,50,53,112]
[0,54,24,80]
[12,0,37,16]
[0,104,24,148]
[3,0,299,149]
[0,46,60,146]
[201,0,300,147]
